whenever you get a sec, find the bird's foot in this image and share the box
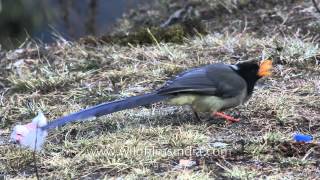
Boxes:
[192,109,201,122]
[212,112,240,125]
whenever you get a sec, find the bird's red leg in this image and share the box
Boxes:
[212,112,240,124]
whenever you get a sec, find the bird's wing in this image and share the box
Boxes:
[157,63,247,98]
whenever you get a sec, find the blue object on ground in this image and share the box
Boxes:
[293,134,313,143]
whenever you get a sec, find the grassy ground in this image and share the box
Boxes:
[1,0,320,179]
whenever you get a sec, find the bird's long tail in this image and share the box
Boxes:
[10,92,168,150]
[42,92,167,130]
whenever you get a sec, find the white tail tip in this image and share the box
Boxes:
[10,112,48,151]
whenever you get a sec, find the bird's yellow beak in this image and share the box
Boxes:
[258,59,272,77]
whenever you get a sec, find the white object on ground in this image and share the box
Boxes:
[10,112,48,151]
[210,142,229,148]
[173,159,196,170]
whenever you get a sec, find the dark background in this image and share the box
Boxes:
[0,0,146,49]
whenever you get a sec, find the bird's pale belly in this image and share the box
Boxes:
[167,94,232,112]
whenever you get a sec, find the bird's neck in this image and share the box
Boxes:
[244,78,259,96]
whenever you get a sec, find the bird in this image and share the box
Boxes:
[10,59,272,150]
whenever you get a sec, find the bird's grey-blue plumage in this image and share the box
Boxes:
[157,63,246,98]
[41,92,167,130]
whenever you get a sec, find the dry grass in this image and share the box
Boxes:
[1,0,320,179]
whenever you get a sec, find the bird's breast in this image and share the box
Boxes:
[166,87,247,112]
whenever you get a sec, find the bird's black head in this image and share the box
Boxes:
[232,60,272,95]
